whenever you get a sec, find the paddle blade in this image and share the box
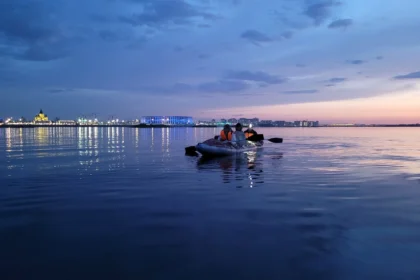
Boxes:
[268,138,283,143]
[185,146,198,156]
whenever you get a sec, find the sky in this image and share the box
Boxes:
[1,0,420,124]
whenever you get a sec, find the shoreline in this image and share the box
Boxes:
[0,124,219,128]
[0,124,418,128]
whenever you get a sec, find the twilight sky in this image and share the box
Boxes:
[1,0,420,123]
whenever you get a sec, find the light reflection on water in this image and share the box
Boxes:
[0,127,420,279]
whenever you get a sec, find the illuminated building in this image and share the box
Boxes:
[58,120,77,125]
[141,116,193,125]
[34,109,50,123]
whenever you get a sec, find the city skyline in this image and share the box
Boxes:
[2,107,420,126]
[2,108,321,126]
[1,0,420,124]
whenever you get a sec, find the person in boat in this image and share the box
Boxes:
[219,124,233,141]
[231,123,247,146]
[244,124,258,139]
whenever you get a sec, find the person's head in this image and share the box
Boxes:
[235,123,243,131]
[223,124,231,131]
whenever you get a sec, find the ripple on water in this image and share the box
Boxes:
[1,127,420,279]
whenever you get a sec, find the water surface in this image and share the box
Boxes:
[1,127,420,279]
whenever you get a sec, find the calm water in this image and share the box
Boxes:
[1,127,420,280]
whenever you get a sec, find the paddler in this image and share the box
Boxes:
[244,124,258,139]
[231,123,247,146]
[219,124,233,141]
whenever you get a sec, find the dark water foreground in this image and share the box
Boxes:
[1,127,420,280]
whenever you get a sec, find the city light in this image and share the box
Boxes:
[0,109,332,127]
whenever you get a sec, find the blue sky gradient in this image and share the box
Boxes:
[1,0,420,122]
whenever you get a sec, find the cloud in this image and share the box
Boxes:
[281,31,293,39]
[346,59,366,65]
[119,0,219,28]
[145,78,252,95]
[0,0,82,62]
[328,77,347,83]
[125,37,148,49]
[173,46,184,52]
[14,45,68,61]
[198,53,211,59]
[197,80,250,93]
[328,19,353,29]
[225,70,286,84]
[90,14,114,23]
[99,30,130,42]
[0,1,56,44]
[240,30,272,45]
[281,89,318,94]
[197,23,211,28]
[393,71,420,80]
[172,82,194,92]
[1,0,420,120]
[304,1,342,25]
[47,88,75,94]
[376,55,384,60]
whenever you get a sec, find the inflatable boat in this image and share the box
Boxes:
[195,138,263,157]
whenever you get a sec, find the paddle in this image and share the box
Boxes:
[248,134,283,143]
[185,145,198,156]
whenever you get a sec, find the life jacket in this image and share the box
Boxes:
[220,129,232,141]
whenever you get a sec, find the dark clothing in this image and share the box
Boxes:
[245,128,257,134]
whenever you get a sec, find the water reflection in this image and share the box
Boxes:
[1,127,420,279]
[197,152,265,188]
[5,127,11,151]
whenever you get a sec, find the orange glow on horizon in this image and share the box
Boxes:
[203,91,420,124]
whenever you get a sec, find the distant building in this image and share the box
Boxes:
[293,120,319,127]
[273,121,285,127]
[259,120,273,126]
[34,109,50,123]
[228,118,237,124]
[57,120,76,125]
[141,116,193,125]
[220,118,227,124]
[329,123,355,127]
[237,118,257,126]
[238,118,249,125]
